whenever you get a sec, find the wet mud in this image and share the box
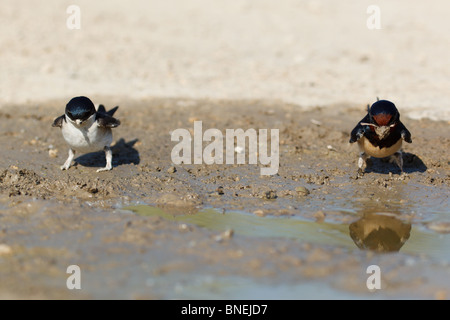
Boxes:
[0,98,449,299]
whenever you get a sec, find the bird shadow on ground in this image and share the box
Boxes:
[75,138,140,169]
[364,152,427,174]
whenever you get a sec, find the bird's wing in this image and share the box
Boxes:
[398,121,412,143]
[96,104,120,128]
[97,104,119,117]
[106,106,119,116]
[349,114,370,143]
[52,115,66,128]
[97,104,107,114]
[96,113,121,128]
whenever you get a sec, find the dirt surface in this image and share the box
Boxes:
[0,98,448,299]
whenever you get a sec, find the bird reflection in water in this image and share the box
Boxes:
[349,212,411,252]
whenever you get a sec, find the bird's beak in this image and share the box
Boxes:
[76,119,82,125]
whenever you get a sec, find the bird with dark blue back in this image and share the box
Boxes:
[349,99,412,175]
[52,96,120,172]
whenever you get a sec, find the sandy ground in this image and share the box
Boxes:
[1,0,450,120]
[0,99,449,299]
[0,1,449,300]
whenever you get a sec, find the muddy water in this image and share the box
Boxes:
[0,99,449,299]
[122,203,450,299]
[128,206,354,248]
[127,204,450,263]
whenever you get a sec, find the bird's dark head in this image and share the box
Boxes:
[65,96,96,124]
[369,100,399,127]
[361,100,400,140]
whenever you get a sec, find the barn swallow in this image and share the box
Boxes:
[349,99,412,174]
[52,96,120,172]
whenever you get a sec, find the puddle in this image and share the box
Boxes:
[125,205,450,262]
[126,205,352,247]
[121,205,450,299]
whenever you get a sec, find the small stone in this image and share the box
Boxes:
[167,166,177,174]
[295,186,310,196]
[215,229,234,242]
[178,223,189,232]
[327,145,337,151]
[88,187,98,194]
[264,190,277,200]
[216,186,224,195]
[0,244,12,255]
[48,149,58,158]
[222,229,234,239]
[314,211,325,222]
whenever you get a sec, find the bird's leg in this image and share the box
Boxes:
[61,148,75,170]
[97,146,112,172]
[357,152,368,176]
[391,150,403,173]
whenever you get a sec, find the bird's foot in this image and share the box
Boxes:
[96,166,112,173]
[60,163,71,170]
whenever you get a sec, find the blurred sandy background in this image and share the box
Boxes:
[1,0,449,121]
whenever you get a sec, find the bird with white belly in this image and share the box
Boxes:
[52,96,120,172]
